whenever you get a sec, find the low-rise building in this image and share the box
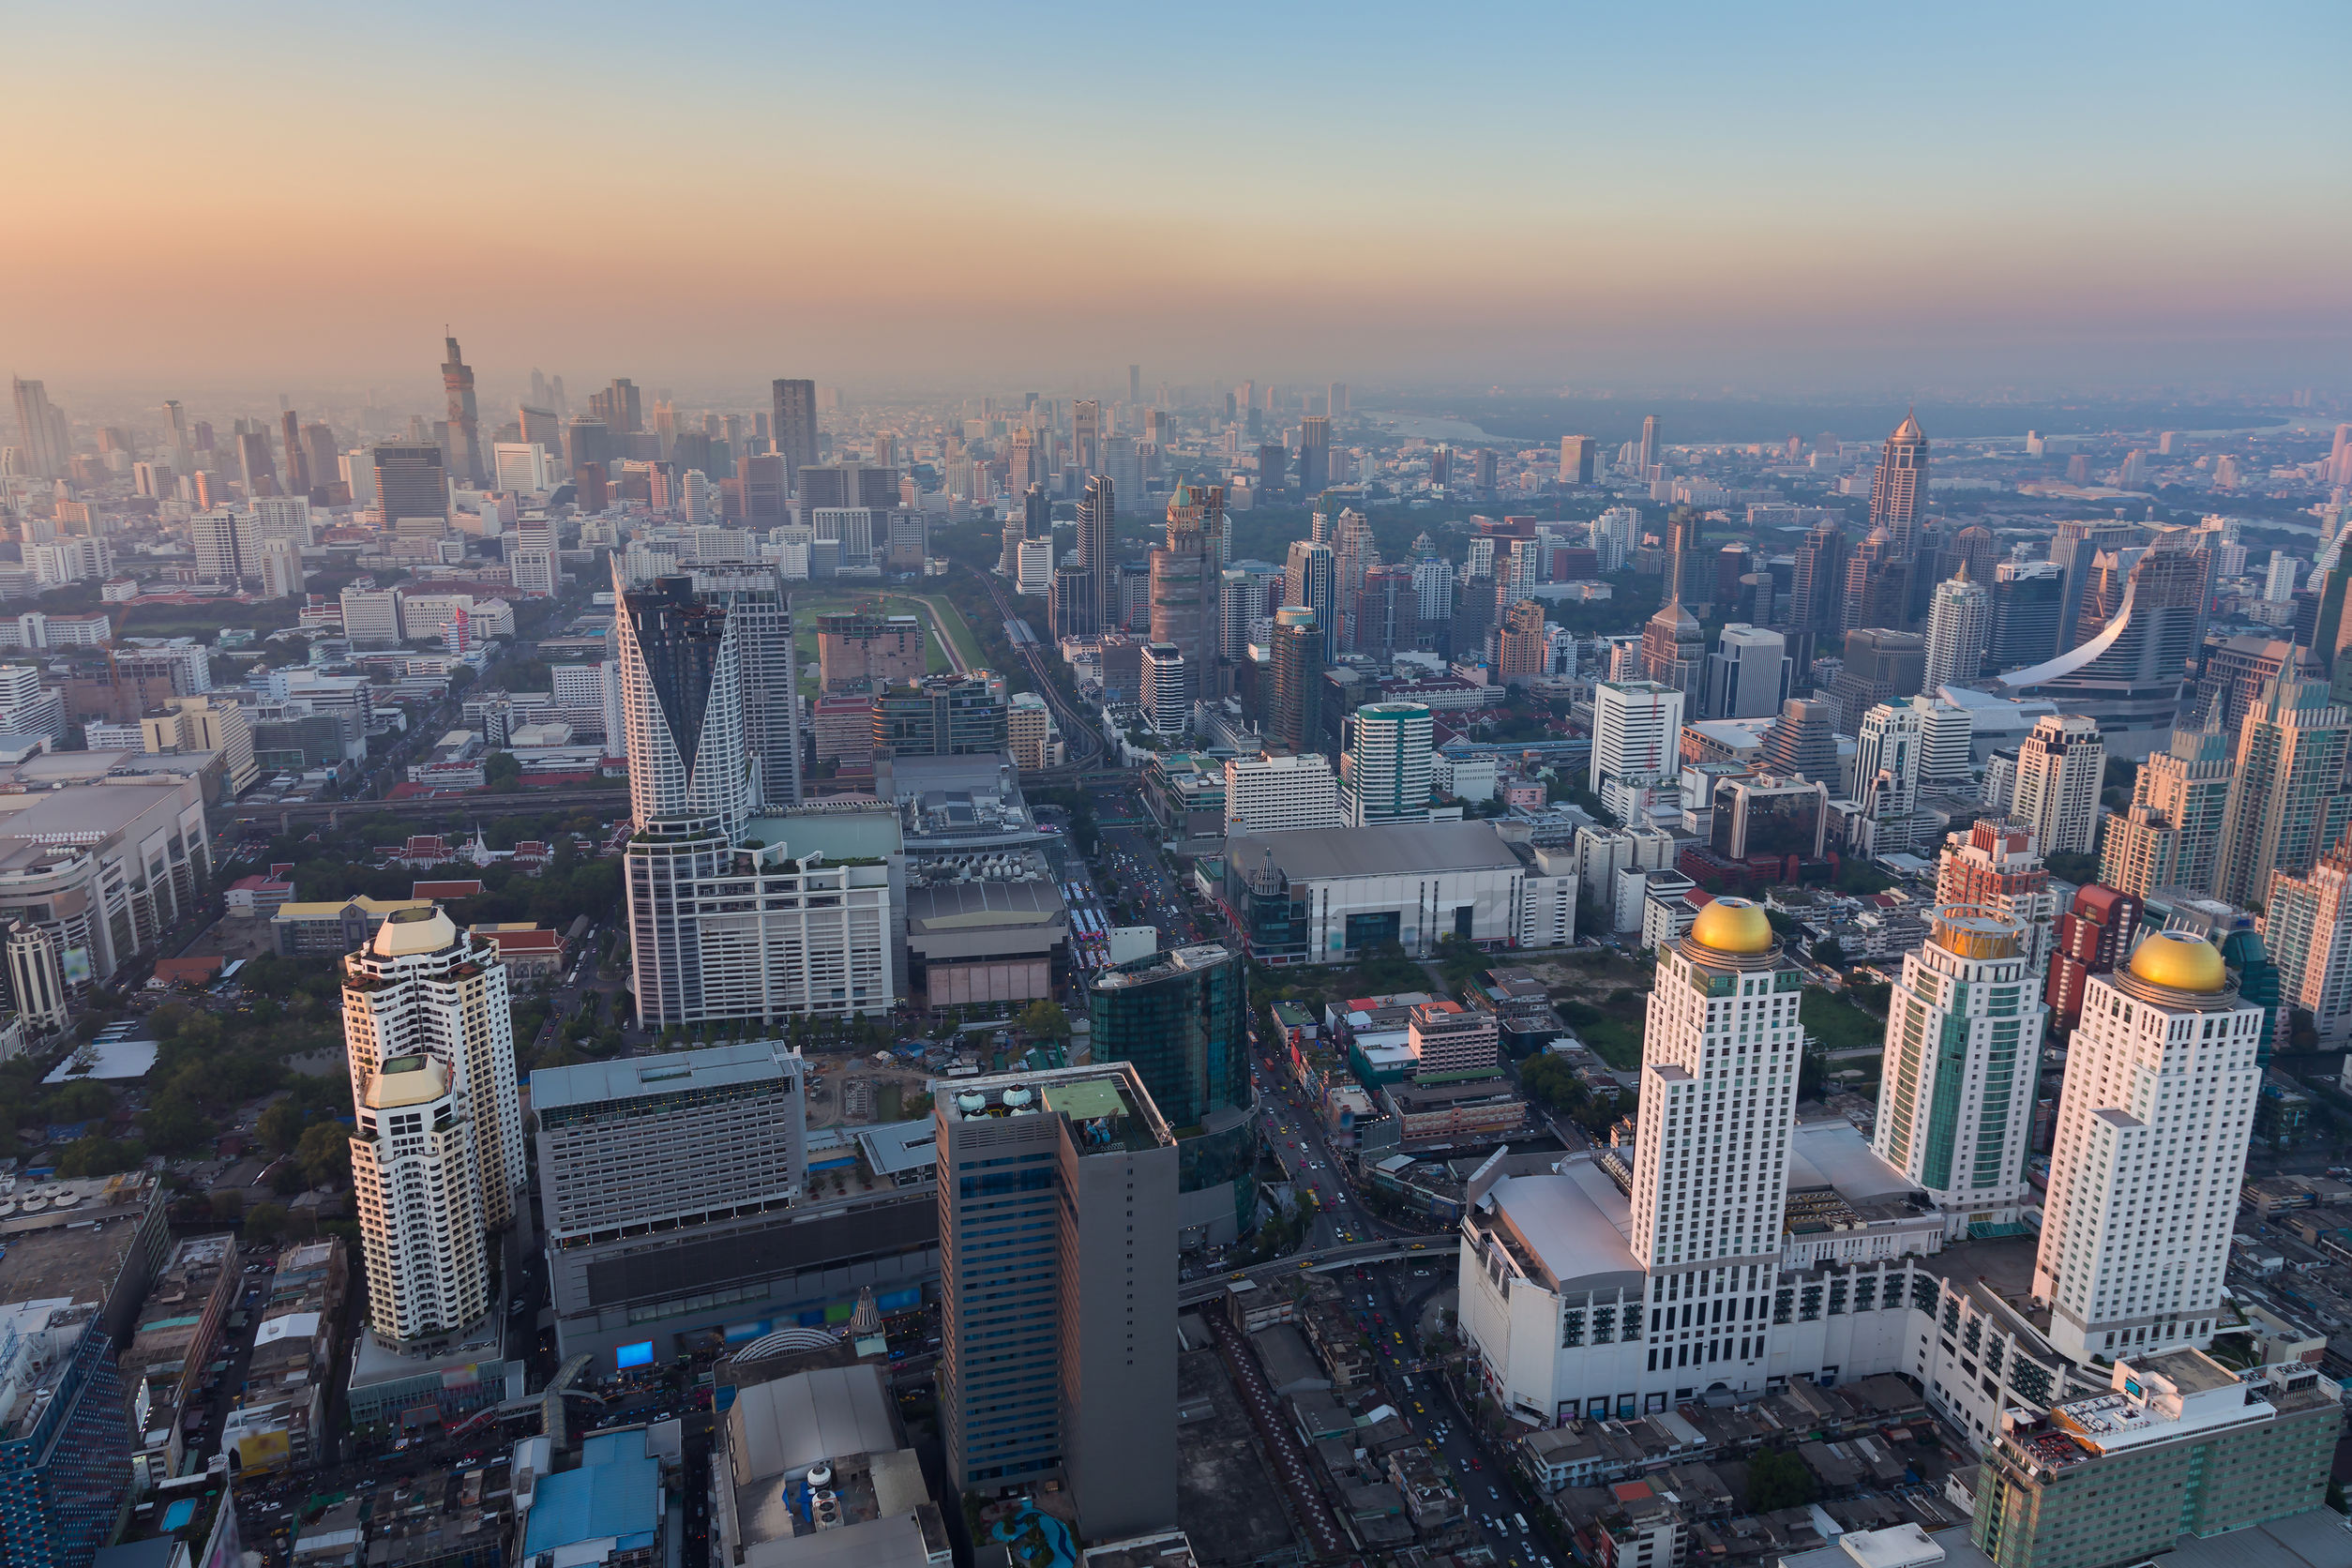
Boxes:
[271,896,435,957]
[119,1233,237,1485]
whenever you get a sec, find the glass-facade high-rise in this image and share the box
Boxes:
[1089,942,1256,1244]
[0,1301,131,1568]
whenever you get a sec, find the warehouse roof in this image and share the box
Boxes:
[1228,821,1521,881]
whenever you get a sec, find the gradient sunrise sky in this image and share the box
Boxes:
[8,0,2348,392]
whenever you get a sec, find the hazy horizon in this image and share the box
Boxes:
[8,1,2347,398]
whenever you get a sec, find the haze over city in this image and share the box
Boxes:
[9,1,2350,394]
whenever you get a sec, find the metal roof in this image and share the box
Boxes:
[725,1364,899,1485]
[1226,821,1521,882]
[531,1042,794,1112]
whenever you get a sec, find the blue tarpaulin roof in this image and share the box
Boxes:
[522,1448,659,1557]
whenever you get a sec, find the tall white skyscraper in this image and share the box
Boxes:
[1625,898,1800,1365]
[1922,564,1992,689]
[1874,907,2047,1237]
[2261,836,2352,1045]
[1592,507,1639,574]
[10,377,66,478]
[341,907,522,1348]
[1852,701,1923,854]
[1588,681,1684,822]
[1704,625,1789,720]
[2031,929,2262,1362]
[614,568,752,839]
[1344,701,1434,827]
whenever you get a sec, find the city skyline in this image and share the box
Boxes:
[6,3,2347,389]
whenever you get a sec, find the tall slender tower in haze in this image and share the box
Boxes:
[771,378,818,489]
[440,334,485,487]
[1870,409,1928,555]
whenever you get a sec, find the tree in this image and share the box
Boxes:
[55,1136,145,1178]
[1018,1001,1071,1040]
[1745,1447,1818,1512]
[1811,936,1846,969]
[245,1202,288,1244]
[296,1122,352,1190]
[258,1099,307,1154]
[140,1096,215,1156]
[484,752,523,792]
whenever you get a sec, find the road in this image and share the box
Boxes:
[230,786,632,829]
[1096,823,1206,948]
[967,565,1105,769]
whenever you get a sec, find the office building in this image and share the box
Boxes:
[1974,1352,2340,1568]
[142,693,258,795]
[2194,635,2309,735]
[190,506,257,586]
[2009,714,2103,858]
[439,335,484,487]
[2099,717,2233,897]
[1090,942,1254,1241]
[258,535,306,598]
[1284,539,1337,661]
[340,907,523,1237]
[1269,607,1323,755]
[772,380,818,482]
[2044,883,2141,1033]
[1937,819,2060,972]
[1495,598,1547,685]
[1922,563,1991,688]
[1990,561,2065,670]
[1637,596,1704,701]
[2212,671,2352,910]
[1223,753,1342,835]
[1298,415,1331,491]
[1790,520,1850,641]
[1560,434,1597,484]
[874,673,1008,757]
[1138,642,1192,737]
[1874,907,2045,1237]
[2001,535,2211,748]
[1223,821,1564,963]
[1636,414,1660,477]
[1704,625,1789,720]
[938,1064,1178,1540]
[8,377,66,478]
[1017,535,1052,596]
[1588,681,1683,820]
[370,441,447,526]
[2031,930,2261,1361]
[1756,698,1839,782]
[1850,701,1922,853]
[1911,693,1975,785]
[492,441,551,493]
[1708,774,1829,862]
[0,1298,132,1568]
[1828,628,1925,732]
[1151,484,1223,664]
[2261,836,2352,1046]
[1344,701,1433,828]
[1868,411,1928,553]
[1219,561,1282,661]
[532,1042,807,1247]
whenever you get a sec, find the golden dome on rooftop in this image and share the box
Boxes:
[1690,897,1773,956]
[2128,929,2226,993]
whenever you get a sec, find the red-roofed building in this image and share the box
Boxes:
[151,955,225,988]
[225,875,294,917]
[466,924,565,976]
[510,841,552,867]
[399,835,454,867]
[412,880,483,900]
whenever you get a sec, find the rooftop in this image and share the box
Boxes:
[1479,1158,1642,1294]
[1228,820,1524,881]
[532,1040,797,1114]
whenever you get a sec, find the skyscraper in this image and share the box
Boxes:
[1076,475,1114,638]
[1789,520,1850,642]
[236,429,279,498]
[1638,596,1704,700]
[1151,483,1223,665]
[1703,625,1789,720]
[1497,598,1549,686]
[1851,701,1923,853]
[1922,561,1992,688]
[1588,681,1683,817]
[1626,897,1799,1334]
[694,565,802,809]
[937,1064,1178,1540]
[1636,414,1660,477]
[1269,607,1323,755]
[1072,399,1101,474]
[1089,943,1253,1237]
[2010,714,2104,858]
[9,376,66,478]
[1842,526,1910,633]
[1874,906,2046,1238]
[2031,930,2260,1362]
[370,441,447,525]
[440,334,485,487]
[1756,698,1838,781]
[770,378,818,487]
[1344,701,1434,827]
[1298,415,1331,492]
[2098,718,2234,897]
[1868,409,1928,554]
[2262,835,2352,1046]
[1989,561,2065,670]
[1559,433,1597,484]
[2212,671,2352,910]
[1284,538,1337,661]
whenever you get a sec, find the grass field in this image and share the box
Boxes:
[788,589,982,692]
[1801,988,1886,1055]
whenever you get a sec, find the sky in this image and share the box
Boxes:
[7,1,2349,399]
